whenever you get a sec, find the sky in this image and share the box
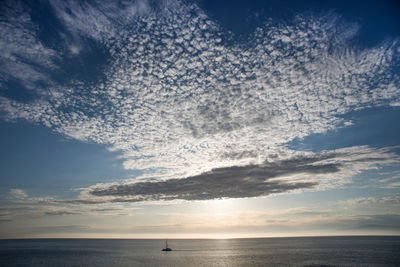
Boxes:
[0,0,400,238]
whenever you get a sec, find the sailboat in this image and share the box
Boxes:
[162,239,172,251]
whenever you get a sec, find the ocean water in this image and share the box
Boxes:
[0,236,399,266]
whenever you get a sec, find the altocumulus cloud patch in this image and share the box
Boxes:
[1,0,400,199]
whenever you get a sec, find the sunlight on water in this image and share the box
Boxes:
[1,237,399,267]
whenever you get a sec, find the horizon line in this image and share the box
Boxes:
[2,234,400,240]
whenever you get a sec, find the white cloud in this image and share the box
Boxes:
[9,189,54,204]
[10,189,28,200]
[0,1,59,90]
[48,0,151,42]
[0,1,399,187]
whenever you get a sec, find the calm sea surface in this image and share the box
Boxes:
[0,236,399,266]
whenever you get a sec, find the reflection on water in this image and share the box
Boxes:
[1,236,400,266]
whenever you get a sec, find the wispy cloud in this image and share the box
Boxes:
[9,189,28,200]
[4,189,142,221]
[341,196,400,207]
[0,1,59,91]
[49,0,151,41]
[0,211,13,222]
[9,188,54,204]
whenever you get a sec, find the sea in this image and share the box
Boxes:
[0,236,399,266]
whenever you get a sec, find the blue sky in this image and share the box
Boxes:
[0,0,400,238]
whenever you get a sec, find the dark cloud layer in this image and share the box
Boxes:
[88,154,347,201]
[85,146,400,203]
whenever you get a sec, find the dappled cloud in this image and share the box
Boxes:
[0,0,399,201]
